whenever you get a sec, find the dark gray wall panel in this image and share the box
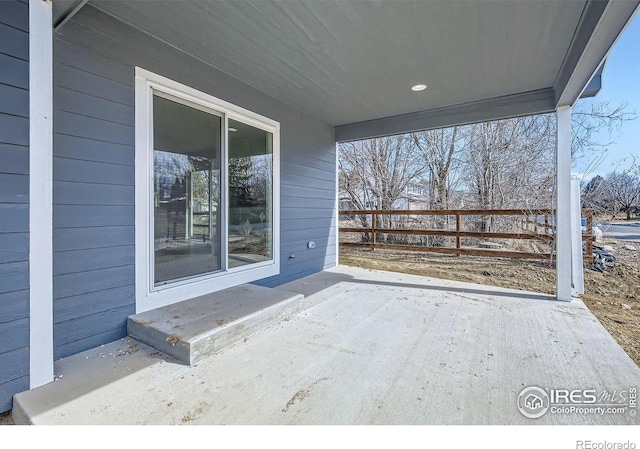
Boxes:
[55,40,133,87]
[54,111,134,146]
[54,205,134,228]
[54,246,134,276]
[0,318,28,353]
[0,290,29,324]
[282,174,335,193]
[257,251,337,288]
[282,206,335,220]
[54,305,134,349]
[281,196,336,210]
[0,1,30,413]
[281,160,335,183]
[54,134,134,166]
[0,348,28,384]
[0,173,29,203]
[281,239,335,258]
[0,375,28,414]
[282,149,336,171]
[54,62,133,104]
[54,226,134,252]
[0,204,28,233]
[0,112,28,146]
[0,53,28,90]
[281,216,336,232]
[0,20,28,61]
[0,1,28,31]
[54,181,134,206]
[54,158,134,186]
[0,233,28,264]
[53,265,134,300]
[0,261,29,295]
[0,144,29,174]
[55,326,127,360]
[54,285,134,324]
[280,183,336,201]
[283,227,336,244]
[55,87,134,126]
[0,83,29,117]
[52,5,336,359]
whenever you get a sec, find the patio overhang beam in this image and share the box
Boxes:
[334,88,556,143]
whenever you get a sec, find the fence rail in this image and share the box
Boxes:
[339,208,594,262]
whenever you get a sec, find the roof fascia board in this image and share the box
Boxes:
[334,88,555,143]
[555,0,639,107]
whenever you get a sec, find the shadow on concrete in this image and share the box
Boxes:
[276,271,355,297]
[348,278,557,302]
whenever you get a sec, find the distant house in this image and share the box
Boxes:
[396,182,430,211]
[340,182,428,211]
[0,0,636,413]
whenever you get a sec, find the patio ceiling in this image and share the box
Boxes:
[55,0,639,141]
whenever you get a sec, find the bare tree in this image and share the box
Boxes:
[571,101,637,160]
[581,175,612,212]
[606,160,640,220]
[460,115,556,230]
[339,135,426,227]
[412,126,461,211]
[339,135,425,208]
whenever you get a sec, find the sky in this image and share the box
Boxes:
[573,10,640,180]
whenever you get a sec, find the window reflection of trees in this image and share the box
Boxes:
[229,154,271,208]
[228,153,273,265]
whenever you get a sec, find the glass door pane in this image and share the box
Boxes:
[152,94,222,285]
[228,119,273,268]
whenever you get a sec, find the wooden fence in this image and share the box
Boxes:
[339,208,594,262]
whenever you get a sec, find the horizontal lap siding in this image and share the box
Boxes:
[53,34,137,359]
[52,6,336,358]
[0,0,29,412]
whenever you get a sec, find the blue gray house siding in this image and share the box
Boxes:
[0,0,30,413]
[52,6,336,359]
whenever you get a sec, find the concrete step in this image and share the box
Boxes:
[127,284,304,366]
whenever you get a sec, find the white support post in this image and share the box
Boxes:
[571,175,585,296]
[556,106,573,301]
[29,0,54,387]
[335,142,340,268]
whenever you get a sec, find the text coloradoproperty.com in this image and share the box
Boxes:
[552,405,627,415]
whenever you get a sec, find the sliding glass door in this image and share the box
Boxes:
[136,68,280,310]
[228,119,273,268]
[152,94,222,285]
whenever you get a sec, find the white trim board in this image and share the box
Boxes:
[134,68,280,313]
[571,175,584,296]
[29,0,54,388]
[556,106,573,302]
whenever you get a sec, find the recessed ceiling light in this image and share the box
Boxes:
[229,127,238,132]
[411,84,427,92]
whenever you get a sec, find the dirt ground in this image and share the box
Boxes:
[0,411,11,425]
[339,239,640,367]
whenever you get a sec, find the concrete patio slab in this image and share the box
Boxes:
[12,266,640,424]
